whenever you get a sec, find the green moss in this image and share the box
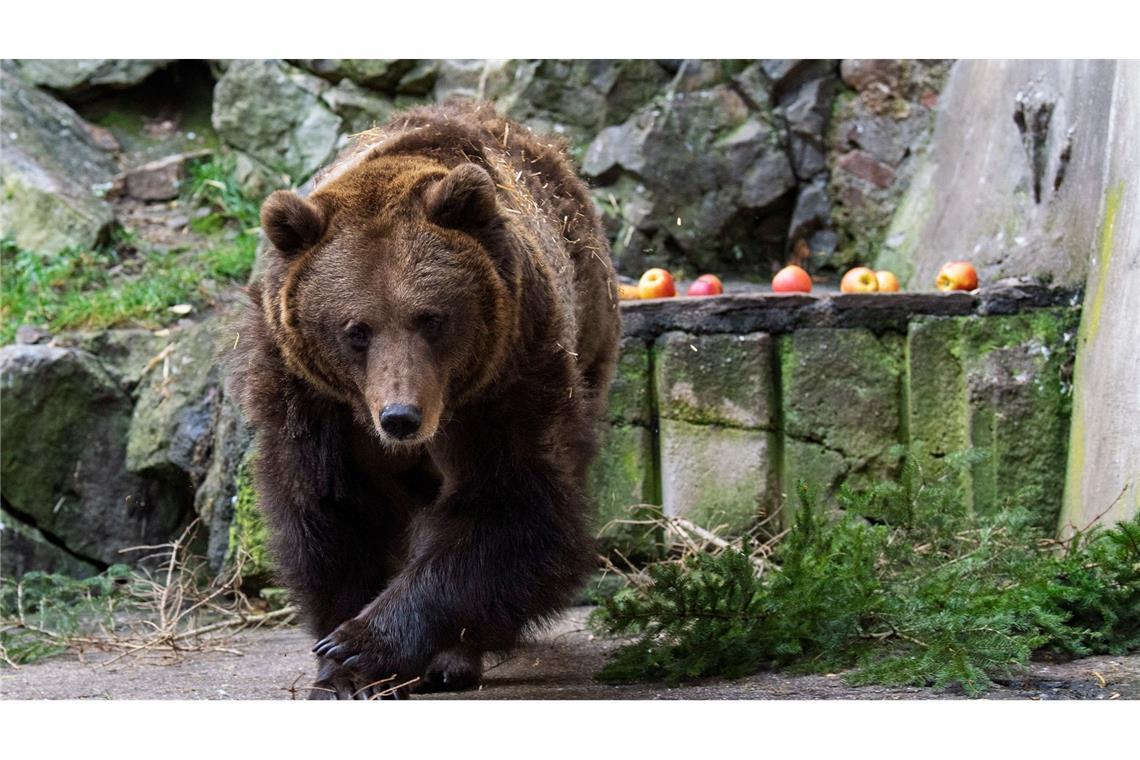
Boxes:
[226,452,272,585]
[779,328,904,463]
[654,332,775,430]
[606,339,653,426]
[1061,183,1122,526]
[958,310,1080,530]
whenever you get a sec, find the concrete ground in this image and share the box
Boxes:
[1,607,1137,700]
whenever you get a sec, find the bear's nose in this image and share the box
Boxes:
[379,404,423,440]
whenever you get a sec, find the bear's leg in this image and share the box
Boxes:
[312,456,593,690]
[413,647,484,693]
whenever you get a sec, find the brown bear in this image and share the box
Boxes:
[228,101,621,699]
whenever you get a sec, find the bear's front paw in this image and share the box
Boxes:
[312,618,409,697]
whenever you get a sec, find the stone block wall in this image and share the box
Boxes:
[590,285,1080,551]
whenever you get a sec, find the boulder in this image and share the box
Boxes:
[506,60,669,155]
[583,85,798,273]
[0,69,118,253]
[119,151,210,202]
[292,59,416,92]
[320,79,398,134]
[0,510,99,578]
[212,60,344,185]
[0,345,189,566]
[432,59,524,104]
[126,318,227,489]
[7,59,170,96]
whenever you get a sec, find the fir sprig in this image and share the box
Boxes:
[591,449,1140,696]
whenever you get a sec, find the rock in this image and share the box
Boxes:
[292,59,415,92]
[231,151,290,200]
[654,332,775,430]
[778,77,836,179]
[507,60,669,155]
[15,325,50,345]
[0,510,100,578]
[84,123,121,153]
[50,328,166,392]
[120,151,209,202]
[0,70,118,253]
[788,176,831,246]
[320,79,397,134]
[840,60,902,93]
[396,60,439,95]
[127,318,226,490]
[762,60,834,99]
[198,389,251,571]
[583,86,797,272]
[836,149,897,189]
[7,59,170,95]
[432,59,523,103]
[906,317,969,466]
[0,345,188,566]
[731,62,772,111]
[212,60,343,184]
[740,150,798,210]
[827,60,949,272]
[837,96,934,166]
[961,311,1079,531]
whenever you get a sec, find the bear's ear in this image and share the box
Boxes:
[425,163,499,231]
[260,190,327,257]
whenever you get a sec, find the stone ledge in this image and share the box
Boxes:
[619,285,1078,339]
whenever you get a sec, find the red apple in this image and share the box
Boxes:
[936,261,978,292]
[841,266,880,293]
[772,265,812,293]
[687,274,724,297]
[638,267,676,299]
[875,270,900,292]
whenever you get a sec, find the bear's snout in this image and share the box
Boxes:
[379,404,423,440]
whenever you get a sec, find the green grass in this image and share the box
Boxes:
[591,447,1140,696]
[1,156,260,343]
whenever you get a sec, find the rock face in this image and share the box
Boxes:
[0,345,189,566]
[827,59,950,269]
[581,60,844,276]
[211,60,344,186]
[7,59,170,96]
[0,68,118,253]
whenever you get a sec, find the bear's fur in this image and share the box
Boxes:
[228,101,620,699]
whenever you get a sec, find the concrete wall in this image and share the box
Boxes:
[591,286,1081,551]
[867,60,1139,532]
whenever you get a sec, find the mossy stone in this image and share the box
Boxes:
[654,331,775,429]
[780,328,903,463]
[906,317,969,487]
[659,419,777,534]
[961,309,1080,530]
[589,423,659,559]
[606,338,652,426]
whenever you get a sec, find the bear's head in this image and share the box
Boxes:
[258,155,518,447]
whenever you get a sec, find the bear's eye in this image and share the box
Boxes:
[344,321,372,351]
[417,313,446,340]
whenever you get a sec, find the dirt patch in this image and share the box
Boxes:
[2,607,1136,700]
